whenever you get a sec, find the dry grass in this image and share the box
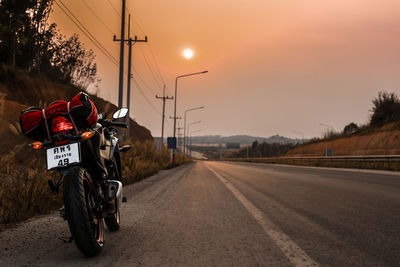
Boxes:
[287,123,400,156]
[121,141,190,184]
[0,149,62,230]
[121,141,171,184]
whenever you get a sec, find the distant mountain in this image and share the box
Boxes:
[187,135,304,146]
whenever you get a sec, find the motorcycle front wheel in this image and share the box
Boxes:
[63,167,104,257]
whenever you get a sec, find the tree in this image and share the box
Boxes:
[49,34,97,87]
[0,0,36,66]
[343,122,359,135]
[0,0,55,69]
[252,140,259,149]
[370,91,400,126]
[0,0,98,89]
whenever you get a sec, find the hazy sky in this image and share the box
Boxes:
[50,0,400,139]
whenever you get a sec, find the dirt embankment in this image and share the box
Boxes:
[287,124,400,156]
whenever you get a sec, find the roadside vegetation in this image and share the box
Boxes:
[227,141,296,159]
[121,141,189,185]
[224,91,400,162]
[287,91,400,156]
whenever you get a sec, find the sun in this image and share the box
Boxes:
[183,48,194,59]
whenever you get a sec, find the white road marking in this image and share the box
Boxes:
[205,164,319,267]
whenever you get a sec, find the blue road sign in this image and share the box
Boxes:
[167,137,177,149]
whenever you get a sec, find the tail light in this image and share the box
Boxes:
[31,142,43,150]
[52,116,74,134]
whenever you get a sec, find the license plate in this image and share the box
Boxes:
[46,143,81,170]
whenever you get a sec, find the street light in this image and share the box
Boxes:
[189,129,202,158]
[319,123,334,156]
[172,70,208,162]
[173,71,208,138]
[319,123,334,131]
[293,131,304,144]
[184,106,205,157]
[187,121,201,157]
[293,130,305,156]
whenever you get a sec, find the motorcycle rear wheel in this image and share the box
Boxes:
[63,167,104,257]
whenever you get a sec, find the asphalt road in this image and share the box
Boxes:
[0,161,399,266]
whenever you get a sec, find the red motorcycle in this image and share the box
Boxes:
[20,92,130,257]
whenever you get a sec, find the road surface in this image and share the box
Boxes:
[0,161,399,266]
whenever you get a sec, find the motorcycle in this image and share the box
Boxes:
[19,92,131,257]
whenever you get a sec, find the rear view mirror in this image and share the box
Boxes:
[113,108,128,119]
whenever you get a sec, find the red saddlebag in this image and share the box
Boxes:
[68,92,98,129]
[19,107,46,141]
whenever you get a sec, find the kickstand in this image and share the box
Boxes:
[58,236,73,243]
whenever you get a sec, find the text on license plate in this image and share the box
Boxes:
[46,143,81,170]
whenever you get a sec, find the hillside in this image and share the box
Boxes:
[286,123,400,156]
[189,134,301,146]
[0,65,152,154]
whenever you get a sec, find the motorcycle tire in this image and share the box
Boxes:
[63,167,104,257]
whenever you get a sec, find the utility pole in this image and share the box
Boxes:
[117,0,125,109]
[126,14,133,140]
[156,85,173,146]
[177,126,184,150]
[170,116,182,150]
[114,13,148,140]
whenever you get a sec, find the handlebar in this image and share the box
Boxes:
[98,115,128,129]
[109,121,128,128]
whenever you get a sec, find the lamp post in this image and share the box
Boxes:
[319,123,334,156]
[184,106,205,157]
[293,131,304,144]
[173,71,208,161]
[186,120,201,158]
[190,129,202,158]
[319,123,334,131]
[293,131,305,156]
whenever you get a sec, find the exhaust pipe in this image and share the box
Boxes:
[105,180,123,215]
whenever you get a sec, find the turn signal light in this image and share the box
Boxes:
[81,131,95,140]
[31,142,43,150]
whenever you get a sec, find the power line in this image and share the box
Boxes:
[58,0,117,62]
[146,43,166,85]
[132,67,158,95]
[55,0,119,67]
[132,76,162,116]
[138,45,164,89]
[82,0,116,36]
[106,0,121,17]
[124,7,167,91]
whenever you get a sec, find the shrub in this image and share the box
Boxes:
[121,141,172,184]
[370,91,400,126]
[0,155,61,228]
[343,122,359,135]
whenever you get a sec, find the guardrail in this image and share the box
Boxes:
[225,155,400,171]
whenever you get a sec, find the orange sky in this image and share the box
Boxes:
[50,0,400,138]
